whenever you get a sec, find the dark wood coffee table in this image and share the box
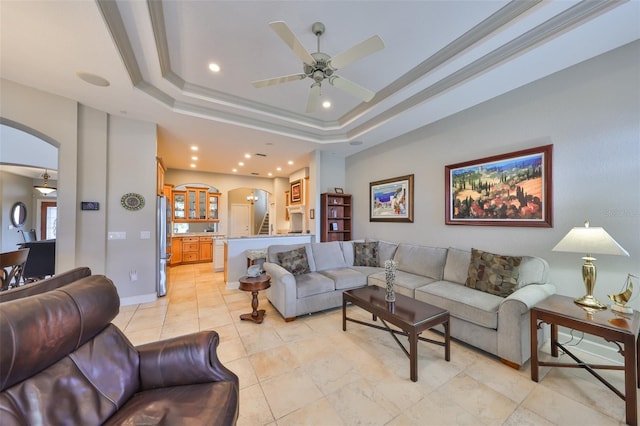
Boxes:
[342,286,450,382]
[238,274,271,324]
[531,294,640,426]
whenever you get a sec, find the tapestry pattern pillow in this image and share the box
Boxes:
[353,241,379,267]
[277,247,311,276]
[465,248,522,297]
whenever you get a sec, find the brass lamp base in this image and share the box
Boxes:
[574,294,607,310]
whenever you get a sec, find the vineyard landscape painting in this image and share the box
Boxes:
[445,145,552,227]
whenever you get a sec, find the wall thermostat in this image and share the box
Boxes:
[81,202,100,211]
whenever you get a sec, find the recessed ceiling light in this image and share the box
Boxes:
[276,167,282,172]
[191,146,198,151]
[322,100,331,109]
[190,164,196,168]
[232,168,238,173]
[268,172,273,177]
[288,160,294,165]
[208,63,221,73]
[238,162,244,166]
[244,153,251,159]
[191,156,198,160]
[76,71,110,87]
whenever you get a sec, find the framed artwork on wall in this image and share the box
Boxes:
[445,144,553,227]
[369,174,414,222]
[290,180,302,204]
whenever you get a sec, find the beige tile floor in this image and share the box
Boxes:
[113,264,635,425]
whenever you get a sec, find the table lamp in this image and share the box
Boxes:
[552,220,629,310]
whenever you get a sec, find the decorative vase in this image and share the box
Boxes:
[384,259,397,303]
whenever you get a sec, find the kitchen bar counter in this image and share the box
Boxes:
[224,234,314,289]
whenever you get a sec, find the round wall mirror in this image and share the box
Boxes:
[10,202,27,228]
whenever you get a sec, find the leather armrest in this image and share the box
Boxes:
[137,331,238,390]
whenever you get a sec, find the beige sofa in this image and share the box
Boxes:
[263,240,555,368]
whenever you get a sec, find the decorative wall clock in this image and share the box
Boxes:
[121,193,145,211]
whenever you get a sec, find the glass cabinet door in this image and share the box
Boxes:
[173,191,186,220]
[208,193,219,220]
[187,189,197,219]
[198,190,207,219]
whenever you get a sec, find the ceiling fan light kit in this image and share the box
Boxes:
[252,21,384,113]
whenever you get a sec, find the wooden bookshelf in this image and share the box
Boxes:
[320,193,352,242]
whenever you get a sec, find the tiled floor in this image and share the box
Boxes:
[113,263,634,425]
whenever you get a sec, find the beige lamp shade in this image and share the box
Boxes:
[552,222,629,257]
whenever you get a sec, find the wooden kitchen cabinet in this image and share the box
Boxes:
[170,237,182,265]
[174,188,220,223]
[182,237,199,263]
[169,236,214,265]
[199,237,213,261]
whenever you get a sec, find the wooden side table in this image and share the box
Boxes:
[531,294,640,426]
[238,274,271,324]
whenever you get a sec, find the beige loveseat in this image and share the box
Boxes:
[263,240,555,368]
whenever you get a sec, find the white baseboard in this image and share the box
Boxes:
[227,281,239,290]
[557,331,623,365]
[120,293,157,306]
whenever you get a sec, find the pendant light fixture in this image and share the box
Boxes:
[34,169,56,196]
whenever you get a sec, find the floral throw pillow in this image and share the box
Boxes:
[354,241,379,267]
[277,247,311,276]
[465,248,522,297]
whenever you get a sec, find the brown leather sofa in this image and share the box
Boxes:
[0,274,239,425]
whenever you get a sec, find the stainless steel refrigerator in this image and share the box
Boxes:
[157,195,172,296]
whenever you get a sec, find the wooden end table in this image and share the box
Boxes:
[343,286,450,382]
[531,294,640,426]
[238,274,271,324]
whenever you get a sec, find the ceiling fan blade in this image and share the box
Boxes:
[328,76,375,102]
[269,21,315,66]
[252,73,306,88]
[305,83,321,113]
[329,35,384,70]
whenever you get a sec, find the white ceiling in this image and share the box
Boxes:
[1,1,638,178]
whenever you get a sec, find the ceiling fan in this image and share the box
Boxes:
[252,21,385,113]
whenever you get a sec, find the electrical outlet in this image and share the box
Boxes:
[129,269,138,282]
[108,232,126,240]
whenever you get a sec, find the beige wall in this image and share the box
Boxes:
[1,79,157,303]
[346,41,640,307]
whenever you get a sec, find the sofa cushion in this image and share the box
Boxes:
[443,248,471,284]
[295,272,335,298]
[277,247,311,276]
[320,268,367,290]
[353,241,379,267]
[465,248,522,297]
[518,256,550,286]
[415,281,501,329]
[311,242,346,271]
[377,241,399,266]
[268,244,316,271]
[104,382,238,426]
[368,270,436,298]
[393,244,447,279]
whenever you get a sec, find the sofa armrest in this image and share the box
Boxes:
[137,331,238,390]
[262,261,297,319]
[500,283,557,315]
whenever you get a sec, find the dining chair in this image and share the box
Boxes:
[19,229,37,243]
[0,248,30,291]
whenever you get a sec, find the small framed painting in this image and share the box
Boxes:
[445,144,553,227]
[290,180,302,204]
[370,174,414,222]
[334,187,344,194]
